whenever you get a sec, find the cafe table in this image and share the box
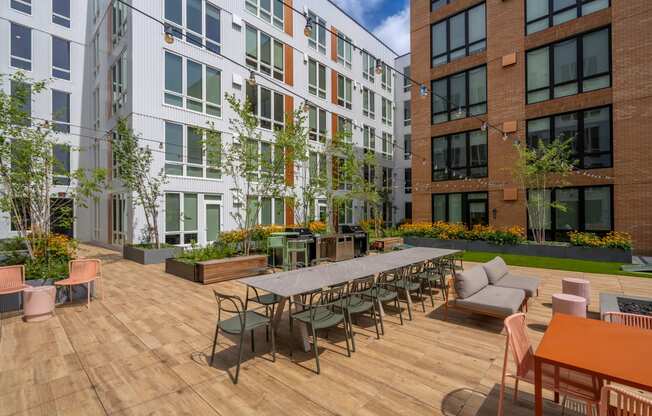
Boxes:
[534,313,652,415]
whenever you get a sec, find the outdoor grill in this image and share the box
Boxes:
[339,225,368,258]
[285,227,316,265]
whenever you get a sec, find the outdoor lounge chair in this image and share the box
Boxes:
[0,265,29,336]
[482,257,540,311]
[446,266,526,320]
[54,259,102,307]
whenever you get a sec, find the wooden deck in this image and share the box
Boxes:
[1,244,651,416]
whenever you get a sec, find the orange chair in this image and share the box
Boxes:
[55,259,102,307]
[599,385,652,415]
[0,265,29,334]
[603,311,652,330]
[497,313,601,416]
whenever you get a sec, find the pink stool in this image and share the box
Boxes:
[552,293,587,318]
[562,278,591,309]
[23,285,56,322]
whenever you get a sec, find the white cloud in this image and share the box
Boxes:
[330,0,383,25]
[372,4,410,55]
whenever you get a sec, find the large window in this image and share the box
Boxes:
[53,144,70,185]
[404,134,411,160]
[11,0,31,14]
[307,10,326,54]
[336,74,352,109]
[245,0,284,30]
[111,52,127,113]
[381,132,393,160]
[403,65,411,92]
[165,193,198,245]
[164,122,221,179]
[404,100,411,126]
[527,27,610,104]
[432,192,488,226]
[10,23,31,71]
[246,83,285,131]
[527,186,612,240]
[363,125,376,151]
[336,115,352,142]
[246,25,284,81]
[381,97,392,126]
[404,168,412,194]
[337,32,353,69]
[164,51,221,116]
[381,63,392,92]
[527,105,612,169]
[362,51,375,82]
[308,58,326,99]
[308,105,327,143]
[52,0,71,27]
[526,0,610,35]
[362,88,375,119]
[165,0,221,52]
[52,90,70,133]
[52,37,71,80]
[432,130,487,181]
[431,66,486,124]
[111,0,128,45]
[431,3,486,67]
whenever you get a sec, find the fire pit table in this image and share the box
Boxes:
[600,292,652,319]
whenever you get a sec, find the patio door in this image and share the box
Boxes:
[111,194,128,245]
[204,195,221,244]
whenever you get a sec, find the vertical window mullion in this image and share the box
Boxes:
[578,110,585,168]
[578,31,584,93]
[548,45,554,100]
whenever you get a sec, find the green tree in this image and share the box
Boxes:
[512,138,575,244]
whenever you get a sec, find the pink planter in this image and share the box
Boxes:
[552,293,587,318]
[562,277,591,308]
[23,285,56,322]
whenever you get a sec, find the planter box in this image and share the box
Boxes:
[123,245,183,265]
[0,278,96,313]
[404,236,632,263]
[371,237,404,252]
[165,255,267,284]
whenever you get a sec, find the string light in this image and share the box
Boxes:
[375,59,383,75]
[247,71,256,86]
[303,16,313,37]
[164,24,174,44]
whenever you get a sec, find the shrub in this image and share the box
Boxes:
[308,221,327,234]
[0,234,78,281]
[398,222,525,245]
[175,243,237,264]
[569,231,632,250]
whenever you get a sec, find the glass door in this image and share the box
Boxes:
[204,195,221,244]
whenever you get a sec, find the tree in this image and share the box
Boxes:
[0,72,107,258]
[111,119,167,248]
[512,138,574,244]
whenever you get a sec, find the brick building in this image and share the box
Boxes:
[410,0,652,254]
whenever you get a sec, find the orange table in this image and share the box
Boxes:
[534,314,652,415]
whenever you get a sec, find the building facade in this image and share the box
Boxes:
[411,0,652,254]
[393,53,412,225]
[1,0,405,246]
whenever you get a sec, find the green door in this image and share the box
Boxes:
[206,204,220,243]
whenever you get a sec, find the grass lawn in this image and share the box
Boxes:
[461,251,650,278]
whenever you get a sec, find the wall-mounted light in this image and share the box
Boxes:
[164,24,175,44]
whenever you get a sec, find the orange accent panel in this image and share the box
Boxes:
[503,187,518,201]
[284,44,294,86]
[331,70,338,105]
[284,0,293,36]
[331,113,338,140]
[331,27,338,62]
[502,52,517,67]
[503,120,518,133]
[285,197,294,226]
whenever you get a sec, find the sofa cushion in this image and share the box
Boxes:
[483,257,509,284]
[456,286,525,317]
[454,266,489,299]
[494,273,540,297]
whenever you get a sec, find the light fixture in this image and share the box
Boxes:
[159,141,164,150]
[304,16,313,37]
[164,24,175,44]
[419,84,429,97]
[247,71,256,86]
[375,58,382,75]
[481,122,488,132]
[456,107,463,117]
[502,132,509,141]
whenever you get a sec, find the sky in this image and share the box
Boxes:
[330,0,410,55]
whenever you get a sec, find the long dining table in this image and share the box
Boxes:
[240,247,460,351]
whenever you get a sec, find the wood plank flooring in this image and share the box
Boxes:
[1,244,651,416]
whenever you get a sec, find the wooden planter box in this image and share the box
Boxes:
[165,255,267,284]
[124,245,183,265]
[371,237,404,252]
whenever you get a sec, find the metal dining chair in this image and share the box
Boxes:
[389,265,426,320]
[210,290,275,384]
[361,270,404,335]
[336,276,381,351]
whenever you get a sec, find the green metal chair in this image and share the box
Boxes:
[245,285,281,342]
[361,270,404,335]
[389,265,426,321]
[210,290,275,384]
[335,276,381,352]
[289,285,351,374]
[414,259,447,307]
[286,239,309,270]
[267,235,286,269]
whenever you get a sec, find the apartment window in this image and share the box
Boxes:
[362,88,375,119]
[336,115,352,142]
[165,0,221,52]
[111,53,127,113]
[246,83,285,131]
[363,125,376,151]
[308,58,326,99]
[308,105,327,143]
[338,200,353,225]
[526,0,610,35]
[381,98,392,126]
[527,105,612,169]
[431,0,451,12]
[432,192,488,225]
[245,0,283,30]
[164,51,221,116]
[53,144,71,185]
[11,0,31,14]
[337,74,352,109]
[431,65,487,124]
[382,167,393,191]
[405,202,412,221]
[404,134,411,160]
[246,25,284,81]
[52,37,71,80]
[404,168,412,194]
[93,88,100,130]
[337,32,353,69]
[93,0,100,21]
[52,0,71,27]
[528,186,612,240]
[112,0,128,45]
[165,193,198,245]
[363,161,376,185]
[381,132,393,160]
[164,122,221,179]
[52,90,70,133]
[381,63,392,92]
[11,81,31,125]
[93,33,100,75]
[307,11,326,54]
[309,151,327,180]
[403,66,411,92]
[362,51,374,82]
[257,197,284,225]
[432,130,487,181]
[527,27,610,104]
[431,3,486,67]
[10,23,31,71]
[403,100,411,126]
